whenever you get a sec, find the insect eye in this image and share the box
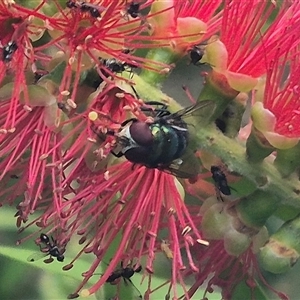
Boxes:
[129,121,153,146]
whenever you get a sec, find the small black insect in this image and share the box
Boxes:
[211,165,231,200]
[66,0,77,8]
[2,41,18,62]
[103,58,127,73]
[28,233,64,263]
[126,1,140,18]
[100,57,137,75]
[189,45,205,65]
[66,1,105,18]
[107,264,142,283]
[106,263,142,298]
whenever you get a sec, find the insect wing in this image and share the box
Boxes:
[162,100,216,123]
[218,179,231,195]
[27,251,47,262]
[87,4,106,12]
[164,148,201,179]
[101,273,142,300]
[123,278,142,299]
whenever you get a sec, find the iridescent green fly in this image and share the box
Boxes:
[110,100,215,178]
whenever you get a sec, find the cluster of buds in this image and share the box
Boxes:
[1,1,300,299]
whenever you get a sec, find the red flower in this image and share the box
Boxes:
[3,2,300,300]
[202,1,300,92]
[175,0,222,39]
[250,46,300,149]
[58,163,205,298]
[186,241,288,300]
[9,79,207,298]
[222,0,300,76]
[260,48,300,138]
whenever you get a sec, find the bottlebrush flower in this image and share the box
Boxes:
[174,0,222,40]
[0,0,173,212]
[140,0,223,83]
[170,196,289,300]
[148,0,222,56]
[201,0,300,93]
[0,0,171,131]
[10,78,208,298]
[59,163,206,298]
[3,1,300,300]
[250,47,300,150]
[246,45,300,168]
[186,239,288,300]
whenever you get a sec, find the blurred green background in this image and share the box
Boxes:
[0,203,221,300]
[1,204,300,299]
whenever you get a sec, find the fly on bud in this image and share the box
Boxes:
[211,166,231,201]
[109,100,216,178]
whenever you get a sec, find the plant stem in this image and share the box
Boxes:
[195,124,300,209]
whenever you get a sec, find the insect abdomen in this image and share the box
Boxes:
[149,124,188,166]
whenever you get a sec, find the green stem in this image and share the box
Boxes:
[198,71,239,121]
[236,190,280,228]
[195,124,300,209]
[139,48,180,86]
[132,74,183,112]
[274,142,300,177]
[131,75,300,225]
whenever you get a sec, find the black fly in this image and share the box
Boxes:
[110,100,215,178]
[99,57,137,75]
[188,45,205,65]
[1,19,29,63]
[126,1,140,18]
[2,41,18,62]
[211,165,231,201]
[107,263,142,283]
[106,263,142,299]
[123,1,151,30]
[66,1,106,18]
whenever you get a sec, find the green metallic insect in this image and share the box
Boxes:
[111,100,215,178]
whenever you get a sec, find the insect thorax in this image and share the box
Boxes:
[147,123,189,166]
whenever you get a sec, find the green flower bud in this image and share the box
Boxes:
[224,228,251,256]
[201,203,231,239]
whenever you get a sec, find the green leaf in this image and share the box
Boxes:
[42,60,68,85]
[0,245,89,281]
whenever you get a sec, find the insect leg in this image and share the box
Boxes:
[111,150,124,158]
